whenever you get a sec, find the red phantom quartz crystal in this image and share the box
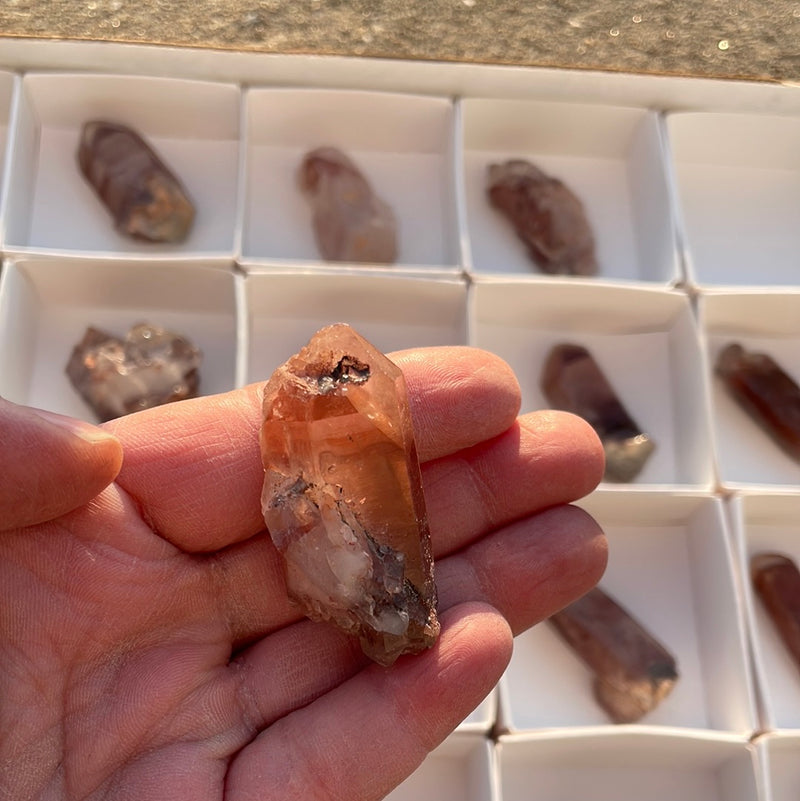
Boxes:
[259,324,439,666]
[298,147,398,264]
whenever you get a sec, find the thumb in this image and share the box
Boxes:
[0,398,123,530]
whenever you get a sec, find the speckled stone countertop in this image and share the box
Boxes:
[0,0,798,83]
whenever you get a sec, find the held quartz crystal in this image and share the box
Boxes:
[259,324,439,666]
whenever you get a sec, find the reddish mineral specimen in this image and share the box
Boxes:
[259,324,438,665]
[298,146,398,264]
[78,121,195,243]
[541,343,655,482]
[549,586,679,723]
[487,159,597,276]
[716,343,800,462]
[752,552,800,674]
[65,323,201,422]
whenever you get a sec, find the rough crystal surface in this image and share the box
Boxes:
[716,343,800,462]
[549,586,679,723]
[65,322,201,422]
[752,552,800,674]
[487,159,597,276]
[298,146,398,264]
[541,343,655,482]
[78,121,195,243]
[259,323,438,665]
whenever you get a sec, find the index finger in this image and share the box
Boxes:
[106,346,521,553]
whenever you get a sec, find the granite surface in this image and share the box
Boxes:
[0,0,798,83]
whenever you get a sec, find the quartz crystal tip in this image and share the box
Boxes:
[260,323,438,665]
[751,552,800,674]
[541,343,655,482]
[549,586,679,724]
[487,159,597,276]
[298,146,398,264]
[65,322,201,422]
[78,120,195,243]
[716,342,800,463]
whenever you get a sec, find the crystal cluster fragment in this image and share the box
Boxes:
[487,159,597,276]
[541,343,655,482]
[65,323,201,422]
[549,586,679,723]
[298,147,398,264]
[716,343,800,462]
[259,324,438,666]
[752,553,800,674]
[78,121,195,243]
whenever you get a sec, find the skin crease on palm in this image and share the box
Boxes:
[0,345,607,801]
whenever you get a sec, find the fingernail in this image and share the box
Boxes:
[30,407,118,445]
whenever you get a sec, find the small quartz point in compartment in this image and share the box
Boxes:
[541,343,655,482]
[752,552,800,674]
[77,121,195,243]
[260,323,438,666]
[716,343,800,462]
[66,323,201,422]
[549,586,679,723]
[486,159,597,276]
[298,146,398,264]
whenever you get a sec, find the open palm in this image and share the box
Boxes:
[1,346,605,801]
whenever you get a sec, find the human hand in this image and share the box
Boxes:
[0,346,605,801]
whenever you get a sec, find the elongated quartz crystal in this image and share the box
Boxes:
[487,159,597,276]
[65,323,201,422]
[78,121,195,243]
[298,146,398,264]
[541,343,655,482]
[549,586,679,723]
[716,343,800,462]
[259,324,439,665]
[752,553,800,673]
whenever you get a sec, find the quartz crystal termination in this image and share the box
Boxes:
[716,343,800,462]
[487,159,597,276]
[78,121,195,243]
[752,553,800,675]
[65,323,201,422]
[541,343,655,482]
[549,586,679,723]
[260,324,439,666]
[298,146,398,264]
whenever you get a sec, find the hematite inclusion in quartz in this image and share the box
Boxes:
[541,343,655,482]
[65,323,201,422]
[298,147,398,264]
[77,121,195,243]
[259,324,439,666]
[549,586,679,723]
[716,343,800,463]
[487,159,597,276]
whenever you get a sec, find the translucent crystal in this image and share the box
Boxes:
[487,159,597,276]
[541,343,655,482]
[298,147,398,264]
[716,343,800,462]
[65,323,201,422]
[752,552,800,674]
[78,121,195,243]
[260,324,438,665]
[549,586,679,723]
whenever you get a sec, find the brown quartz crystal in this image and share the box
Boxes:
[541,343,655,482]
[487,159,597,276]
[716,343,800,462]
[65,323,201,422]
[752,553,800,674]
[298,146,398,264]
[78,121,195,243]
[549,586,679,723]
[259,323,438,666]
